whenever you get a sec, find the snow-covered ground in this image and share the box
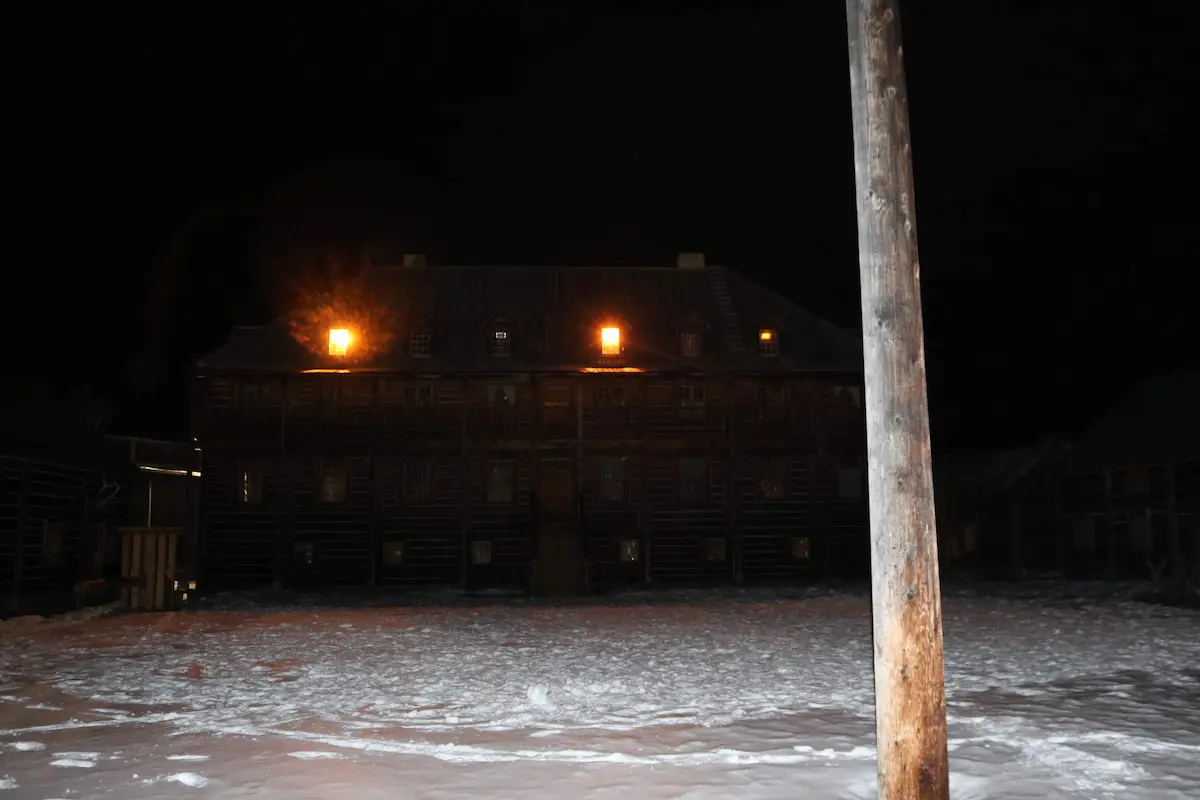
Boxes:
[1,586,1198,798]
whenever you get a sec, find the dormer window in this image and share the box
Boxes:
[758,329,779,357]
[600,326,622,356]
[489,327,512,357]
[681,332,701,358]
[409,332,431,358]
[328,328,351,357]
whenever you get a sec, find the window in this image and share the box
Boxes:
[597,458,626,502]
[487,462,514,503]
[620,539,639,562]
[240,465,265,505]
[294,542,315,567]
[489,327,512,357]
[761,384,787,406]
[41,520,63,567]
[597,386,626,407]
[680,458,709,504]
[758,329,779,357]
[791,536,811,560]
[758,459,787,500]
[328,328,351,356]
[681,332,702,358]
[240,384,260,406]
[381,541,404,567]
[472,541,493,565]
[409,331,431,358]
[838,468,863,499]
[834,385,862,408]
[487,384,516,407]
[679,385,706,407]
[319,462,347,503]
[403,384,433,408]
[404,462,431,503]
[600,326,622,356]
[705,537,726,563]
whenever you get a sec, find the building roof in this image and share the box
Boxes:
[1063,368,1200,474]
[196,261,863,375]
[934,436,1070,499]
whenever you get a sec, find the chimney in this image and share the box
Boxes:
[403,253,427,269]
[677,252,706,269]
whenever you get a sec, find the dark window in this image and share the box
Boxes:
[41,520,63,567]
[240,464,265,505]
[680,458,709,504]
[705,537,726,563]
[487,462,514,503]
[381,541,404,567]
[404,462,432,503]
[472,541,492,565]
[620,539,639,562]
[597,458,626,502]
[319,462,347,503]
[597,386,626,407]
[761,385,787,406]
[681,332,702,357]
[409,332,431,358]
[294,542,315,566]
[404,384,433,408]
[758,459,787,499]
[487,385,516,407]
[791,537,811,560]
[489,328,512,357]
[679,385,706,407]
[239,384,260,406]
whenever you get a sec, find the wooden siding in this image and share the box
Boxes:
[1,455,131,613]
[194,371,868,591]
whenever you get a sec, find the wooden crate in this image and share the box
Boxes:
[119,527,180,611]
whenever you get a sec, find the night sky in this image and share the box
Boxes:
[10,1,1196,452]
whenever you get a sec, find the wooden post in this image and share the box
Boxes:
[845,1,950,798]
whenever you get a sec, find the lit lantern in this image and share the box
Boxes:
[328,328,351,356]
[600,326,621,356]
[759,329,774,342]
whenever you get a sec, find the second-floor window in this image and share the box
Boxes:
[680,458,709,504]
[403,461,432,503]
[679,385,706,407]
[597,458,626,502]
[319,461,347,503]
[487,462,514,503]
[597,386,626,407]
[409,332,431,358]
[487,385,516,407]
[404,384,433,408]
[681,332,702,358]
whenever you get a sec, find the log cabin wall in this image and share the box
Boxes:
[193,369,867,591]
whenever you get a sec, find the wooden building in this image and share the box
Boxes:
[933,437,1069,579]
[1,379,132,615]
[1058,369,1200,581]
[192,255,867,594]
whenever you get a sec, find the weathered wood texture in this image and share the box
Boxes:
[846,0,950,797]
[1,455,131,613]
[194,372,867,591]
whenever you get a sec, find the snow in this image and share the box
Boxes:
[0,585,1198,798]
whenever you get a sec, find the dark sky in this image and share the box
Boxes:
[10,1,1196,451]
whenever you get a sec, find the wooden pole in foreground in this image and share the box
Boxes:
[844,1,950,798]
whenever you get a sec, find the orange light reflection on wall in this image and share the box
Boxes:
[600,326,621,355]
[328,328,351,356]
